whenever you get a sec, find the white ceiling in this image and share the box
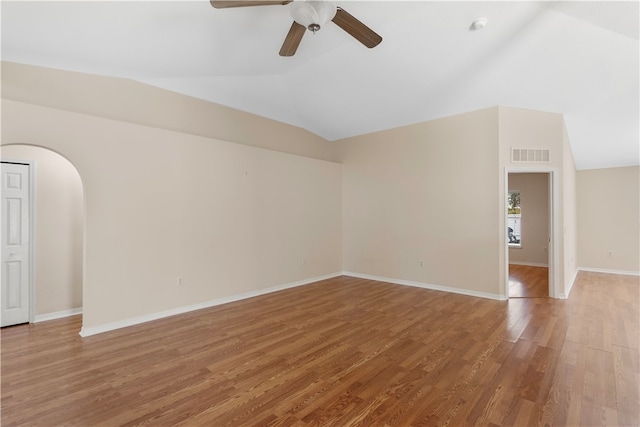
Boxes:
[2,1,638,170]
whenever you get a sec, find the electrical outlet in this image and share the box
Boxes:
[607,250,613,257]
[302,258,306,266]
[177,277,183,286]
[420,260,424,267]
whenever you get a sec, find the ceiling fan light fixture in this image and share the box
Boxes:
[290,0,337,33]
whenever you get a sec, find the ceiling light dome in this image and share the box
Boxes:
[290,0,337,33]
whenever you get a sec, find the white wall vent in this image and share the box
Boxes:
[511,148,550,163]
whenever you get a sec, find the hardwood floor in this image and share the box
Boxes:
[2,272,639,426]
[509,264,549,298]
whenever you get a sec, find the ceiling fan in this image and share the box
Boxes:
[210,0,382,56]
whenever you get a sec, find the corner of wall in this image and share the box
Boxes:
[561,118,578,297]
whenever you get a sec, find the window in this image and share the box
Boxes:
[507,191,521,248]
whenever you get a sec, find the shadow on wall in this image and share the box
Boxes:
[1,144,84,319]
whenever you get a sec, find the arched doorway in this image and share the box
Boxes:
[1,145,84,323]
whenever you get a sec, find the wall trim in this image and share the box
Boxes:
[34,307,83,323]
[578,267,640,277]
[79,272,342,337]
[342,271,507,301]
[509,261,549,268]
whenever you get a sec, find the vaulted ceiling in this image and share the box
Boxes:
[2,1,638,170]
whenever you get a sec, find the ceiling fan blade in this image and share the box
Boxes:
[279,21,306,57]
[332,7,382,49]
[210,0,291,9]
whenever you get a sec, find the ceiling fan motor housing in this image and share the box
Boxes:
[290,0,337,32]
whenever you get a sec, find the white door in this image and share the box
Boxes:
[1,162,31,327]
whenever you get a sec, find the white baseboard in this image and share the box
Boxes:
[34,307,83,323]
[79,272,343,337]
[578,267,640,277]
[509,261,549,268]
[342,271,507,301]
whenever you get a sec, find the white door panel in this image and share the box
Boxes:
[1,162,31,327]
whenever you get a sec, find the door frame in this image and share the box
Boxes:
[1,159,36,323]
[504,167,560,298]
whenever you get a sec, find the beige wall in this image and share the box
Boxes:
[2,62,593,333]
[338,106,577,299]
[2,62,339,163]
[508,173,549,266]
[2,99,342,331]
[339,107,502,297]
[577,166,640,273]
[1,145,84,316]
[2,63,343,332]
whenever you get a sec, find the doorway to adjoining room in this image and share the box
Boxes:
[506,172,551,298]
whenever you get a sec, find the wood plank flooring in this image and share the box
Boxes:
[509,265,549,298]
[2,272,639,426]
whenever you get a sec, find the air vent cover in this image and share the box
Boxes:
[511,148,550,163]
